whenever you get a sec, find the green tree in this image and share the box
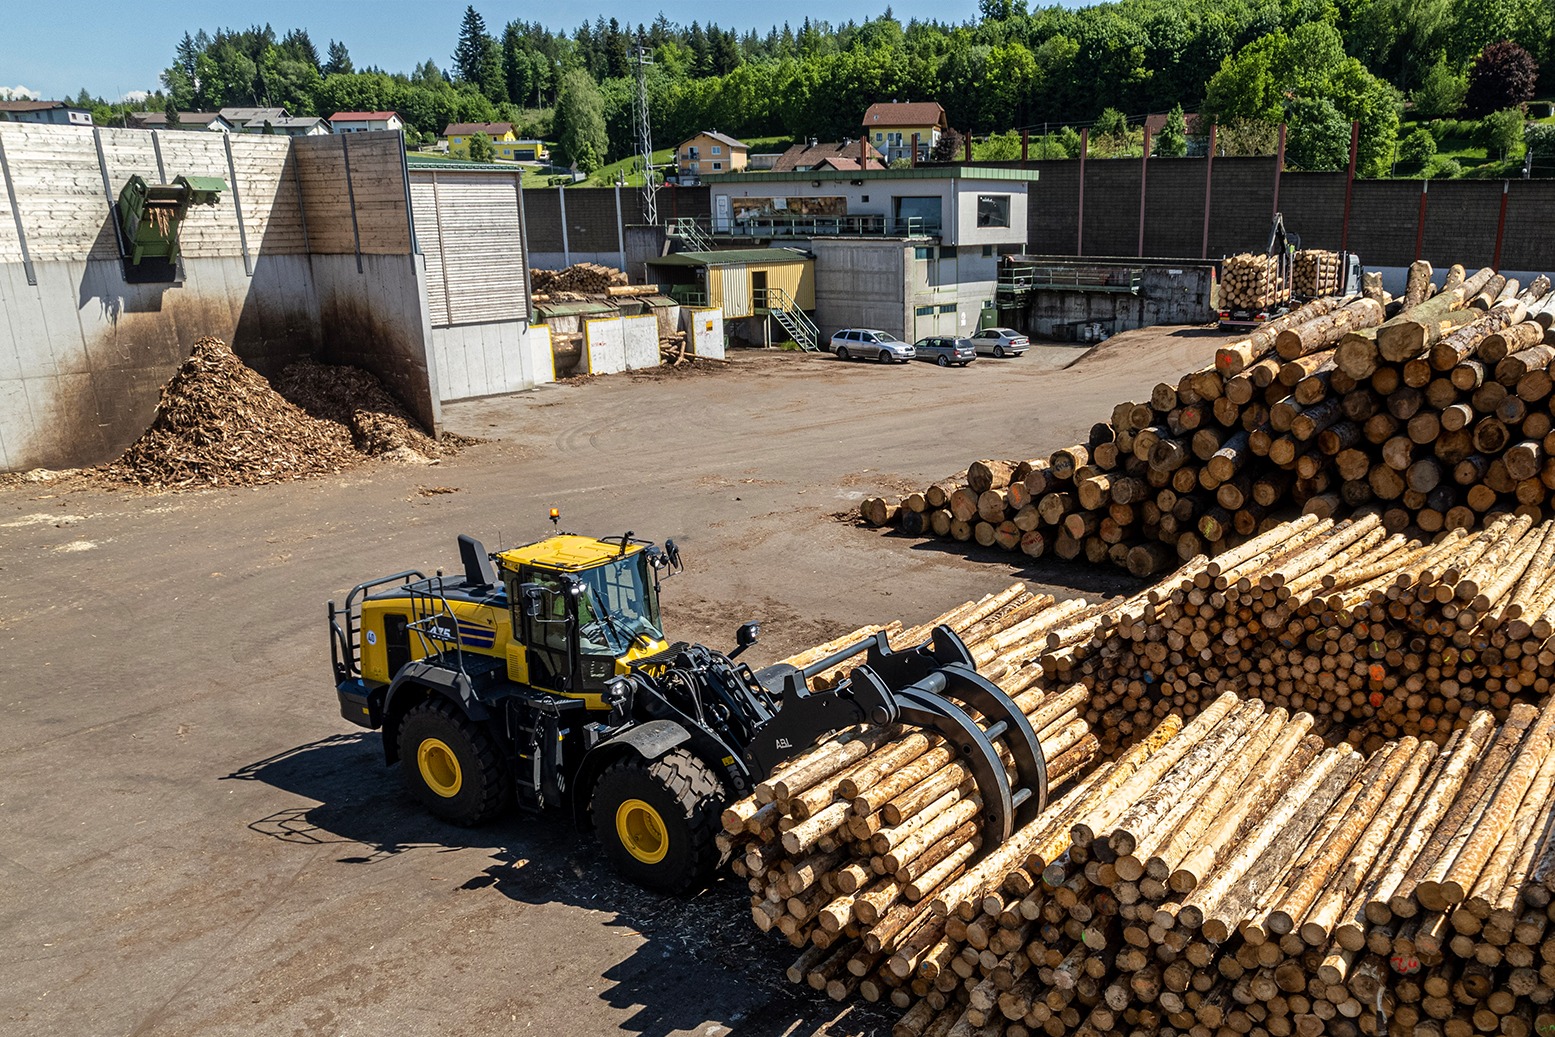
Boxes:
[553,68,607,173]
[1398,126,1438,165]
[1476,106,1526,157]
[323,40,353,76]
[973,130,1023,160]
[1154,103,1188,156]
[467,131,496,162]
[1285,96,1352,170]
[454,6,492,84]
[1094,107,1128,136]
[930,126,965,161]
[164,96,180,128]
[1411,54,1468,117]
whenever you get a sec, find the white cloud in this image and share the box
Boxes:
[0,84,40,100]
[120,90,150,103]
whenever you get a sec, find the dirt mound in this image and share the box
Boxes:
[101,338,459,490]
[104,337,358,489]
[275,359,449,461]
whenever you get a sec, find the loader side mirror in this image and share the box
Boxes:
[520,583,545,618]
[730,621,760,658]
[664,538,683,572]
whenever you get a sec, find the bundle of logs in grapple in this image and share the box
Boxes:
[862,263,1555,578]
[731,569,1555,1037]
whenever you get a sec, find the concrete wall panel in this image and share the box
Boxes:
[685,308,724,358]
[585,317,627,374]
[622,314,660,370]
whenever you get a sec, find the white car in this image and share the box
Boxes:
[970,327,1031,357]
[828,328,915,363]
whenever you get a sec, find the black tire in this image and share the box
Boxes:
[397,698,510,826]
[591,749,725,894]
[836,346,850,360]
[994,345,1006,358]
[876,349,890,363]
[936,355,950,367]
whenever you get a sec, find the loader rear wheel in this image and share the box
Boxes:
[397,698,509,826]
[590,749,724,893]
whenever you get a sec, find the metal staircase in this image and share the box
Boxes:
[668,217,714,253]
[756,287,819,352]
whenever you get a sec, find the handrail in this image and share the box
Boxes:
[754,285,819,351]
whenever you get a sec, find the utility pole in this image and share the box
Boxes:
[634,46,658,226]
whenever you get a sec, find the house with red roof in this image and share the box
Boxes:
[862,102,948,163]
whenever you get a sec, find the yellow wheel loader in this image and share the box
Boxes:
[329,517,1050,893]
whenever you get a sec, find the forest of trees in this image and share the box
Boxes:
[74,0,1553,179]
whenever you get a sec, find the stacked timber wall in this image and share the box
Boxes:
[0,124,435,473]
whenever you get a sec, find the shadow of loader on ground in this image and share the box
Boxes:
[226,733,891,1037]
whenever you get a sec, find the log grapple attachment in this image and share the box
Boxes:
[745,625,1049,851]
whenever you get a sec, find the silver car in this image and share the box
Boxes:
[969,327,1031,357]
[912,336,977,367]
[828,328,915,363]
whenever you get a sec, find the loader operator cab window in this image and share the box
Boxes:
[575,554,664,655]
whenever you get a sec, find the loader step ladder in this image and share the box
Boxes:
[755,286,819,351]
[668,217,714,253]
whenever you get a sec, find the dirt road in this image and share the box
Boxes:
[0,326,1229,1036]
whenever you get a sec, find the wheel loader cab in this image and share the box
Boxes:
[495,534,672,709]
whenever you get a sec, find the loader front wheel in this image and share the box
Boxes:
[591,749,724,893]
[397,698,509,826]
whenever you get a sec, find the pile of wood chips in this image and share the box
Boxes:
[103,337,450,490]
[276,359,447,461]
[530,263,628,295]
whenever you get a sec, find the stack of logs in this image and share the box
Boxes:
[1294,250,1343,299]
[863,262,1555,577]
[529,262,629,295]
[733,561,1555,1037]
[1221,253,1290,311]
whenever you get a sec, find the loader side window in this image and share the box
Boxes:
[520,571,572,692]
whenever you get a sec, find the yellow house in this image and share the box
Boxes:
[676,131,748,181]
[862,102,948,164]
[441,122,549,162]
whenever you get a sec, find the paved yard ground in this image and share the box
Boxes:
[0,327,1231,1037]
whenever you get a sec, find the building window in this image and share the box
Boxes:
[977,195,1012,229]
[914,246,933,260]
[938,304,956,314]
[940,246,958,258]
[712,145,721,155]
[875,132,883,141]
[916,305,935,316]
[712,162,722,170]
[983,245,994,257]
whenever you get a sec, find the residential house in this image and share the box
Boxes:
[862,102,948,163]
[0,100,92,126]
[217,106,290,131]
[443,122,523,159]
[770,139,885,173]
[675,131,748,182]
[265,116,332,136]
[328,111,404,133]
[125,111,235,133]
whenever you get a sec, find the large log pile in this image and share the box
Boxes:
[864,264,1555,577]
[529,262,629,295]
[1294,250,1343,299]
[734,552,1555,1037]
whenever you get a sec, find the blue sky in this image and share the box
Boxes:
[2,0,1031,102]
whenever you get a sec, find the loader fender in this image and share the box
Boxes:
[570,721,691,830]
[381,664,490,764]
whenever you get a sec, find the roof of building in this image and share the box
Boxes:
[680,130,747,150]
[648,248,813,268]
[771,140,885,172]
[329,111,400,122]
[443,122,514,137]
[406,154,528,172]
[0,99,81,112]
[219,106,289,121]
[128,111,232,127]
[269,116,327,129]
[706,166,1040,185]
[863,102,947,128]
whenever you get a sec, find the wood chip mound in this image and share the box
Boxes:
[275,359,448,461]
[102,337,454,490]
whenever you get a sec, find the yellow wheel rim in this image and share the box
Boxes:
[615,799,669,864]
[417,737,463,798]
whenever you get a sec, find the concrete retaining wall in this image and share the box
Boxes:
[684,309,725,358]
